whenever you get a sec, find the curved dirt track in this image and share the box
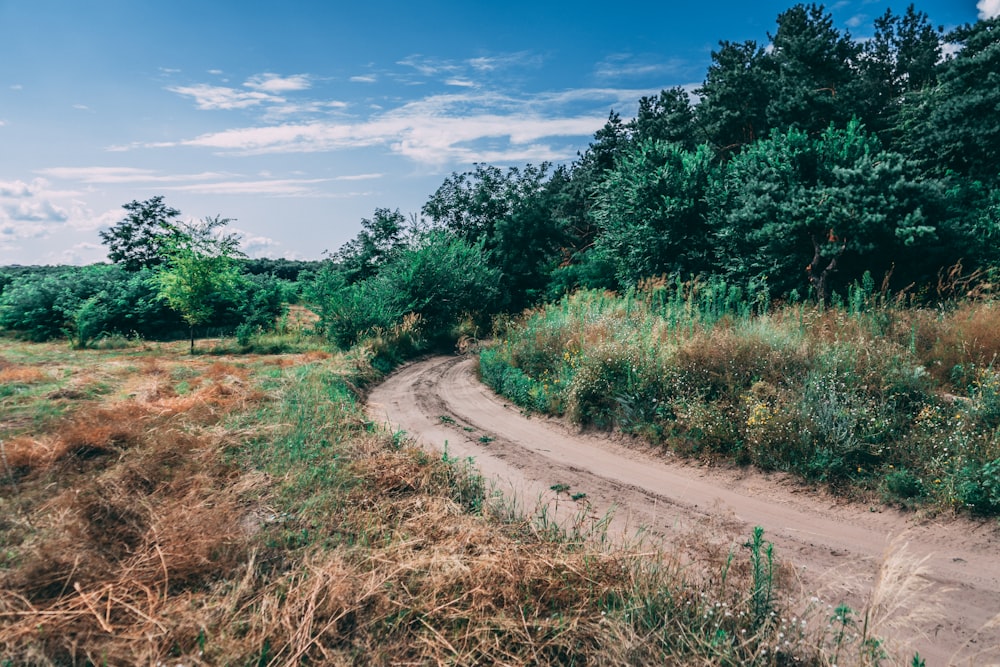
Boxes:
[367,355,1000,665]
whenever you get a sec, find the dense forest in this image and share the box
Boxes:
[1,4,998,351]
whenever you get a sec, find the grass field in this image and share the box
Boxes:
[0,336,902,665]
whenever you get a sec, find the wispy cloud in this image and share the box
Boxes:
[467,52,541,72]
[168,83,282,110]
[3,199,68,224]
[350,75,378,83]
[167,72,313,110]
[244,73,311,93]
[845,14,867,29]
[38,167,230,184]
[593,53,691,80]
[396,52,540,85]
[979,0,1000,19]
[396,55,463,77]
[333,173,382,181]
[161,177,332,196]
[138,86,657,165]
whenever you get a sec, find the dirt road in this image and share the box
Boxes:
[367,355,1000,665]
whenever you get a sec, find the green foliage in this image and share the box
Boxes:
[310,231,500,355]
[749,526,775,630]
[711,120,949,298]
[152,216,245,352]
[99,196,182,271]
[764,4,862,134]
[898,17,1000,186]
[696,39,771,155]
[482,289,1000,515]
[593,141,716,288]
[422,163,563,309]
[335,207,411,284]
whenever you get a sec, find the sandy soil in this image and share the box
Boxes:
[367,355,1000,665]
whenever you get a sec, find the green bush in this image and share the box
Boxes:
[311,231,501,354]
[480,287,1000,515]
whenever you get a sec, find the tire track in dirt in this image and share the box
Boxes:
[367,355,1000,665]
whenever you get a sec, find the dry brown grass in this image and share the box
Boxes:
[0,365,47,384]
[0,342,839,666]
[0,346,270,666]
[912,302,1000,386]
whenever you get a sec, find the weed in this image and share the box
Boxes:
[482,289,1000,515]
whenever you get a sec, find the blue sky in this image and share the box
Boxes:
[0,1,988,266]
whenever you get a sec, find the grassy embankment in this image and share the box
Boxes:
[0,332,899,665]
[481,280,1000,516]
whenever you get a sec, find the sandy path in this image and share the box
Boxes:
[367,355,1000,665]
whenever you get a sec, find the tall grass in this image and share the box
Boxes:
[0,339,890,664]
[480,282,1000,514]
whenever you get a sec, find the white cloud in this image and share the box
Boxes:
[142,86,659,165]
[161,177,332,196]
[0,221,48,241]
[38,166,230,184]
[979,0,1000,19]
[233,227,282,258]
[208,69,224,75]
[10,84,22,91]
[333,173,382,181]
[350,75,377,83]
[467,52,540,72]
[0,180,35,197]
[244,73,311,93]
[3,200,68,224]
[594,53,690,80]
[445,78,476,87]
[0,120,6,126]
[168,83,282,110]
[942,42,963,59]
[845,14,867,29]
[58,242,103,264]
[68,207,122,233]
[397,55,462,77]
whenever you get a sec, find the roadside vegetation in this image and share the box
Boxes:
[0,337,898,665]
[481,279,1000,516]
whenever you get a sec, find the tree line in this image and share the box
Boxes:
[1,3,998,351]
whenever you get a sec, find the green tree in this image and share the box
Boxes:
[593,140,716,288]
[422,163,562,309]
[628,87,700,150]
[335,207,411,284]
[696,40,772,156]
[763,4,861,135]
[898,17,1000,186]
[152,216,245,353]
[313,231,500,349]
[710,121,945,300]
[99,196,182,271]
[856,5,941,147]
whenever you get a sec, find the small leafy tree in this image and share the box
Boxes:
[100,196,182,271]
[152,216,244,353]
